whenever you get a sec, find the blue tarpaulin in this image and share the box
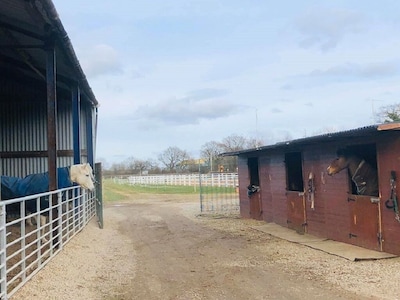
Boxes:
[1,167,72,212]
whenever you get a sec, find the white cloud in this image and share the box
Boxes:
[132,88,241,125]
[52,1,400,163]
[80,44,123,78]
[295,8,367,51]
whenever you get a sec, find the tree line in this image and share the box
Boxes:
[101,104,400,176]
[101,134,262,176]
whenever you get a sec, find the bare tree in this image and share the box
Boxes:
[109,162,128,175]
[220,134,247,152]
[123,157,136,173]
[200,141,223,172]
[376,103,400,123]
[133,159,152,175]
[215,134,253,173]
[158,146,190,173]
[245,137,265,149]
[103,134,264,175]
[147,159,162,174]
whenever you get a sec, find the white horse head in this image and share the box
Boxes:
[70,163,95,191]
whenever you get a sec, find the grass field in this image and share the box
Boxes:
[103,178,237,203]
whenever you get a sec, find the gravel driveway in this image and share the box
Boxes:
[13,194,400,300]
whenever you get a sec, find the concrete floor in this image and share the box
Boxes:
[253,223,397,261]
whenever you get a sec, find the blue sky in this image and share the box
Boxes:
[52,1,400,164]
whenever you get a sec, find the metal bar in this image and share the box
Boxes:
[86,105,94,167]
[2,186,96,298]
[57,192,63,250]
[95,162,103,229]
[20,201,26,283]
[72,85,81,164]
[0,205,7,297]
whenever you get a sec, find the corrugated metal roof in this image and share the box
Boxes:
[222,123,400,156]
[0,0,98,106]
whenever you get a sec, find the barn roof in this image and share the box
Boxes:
[222,122,400,157]
[0,0,98,106]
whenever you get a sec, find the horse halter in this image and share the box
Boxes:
[350,160,368,195]
[351,160,365,182]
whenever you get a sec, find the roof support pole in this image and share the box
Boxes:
[45,39,57,191]
[72,84,81,164]
[46,36,59,248]
[86,104,94,167]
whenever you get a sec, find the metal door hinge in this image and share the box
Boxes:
[377,232,383,244]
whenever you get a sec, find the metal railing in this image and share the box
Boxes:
[0,186,96,299]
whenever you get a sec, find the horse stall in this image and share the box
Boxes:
[0,1,100,298]
[226,123,400,256]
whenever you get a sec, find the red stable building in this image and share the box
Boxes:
[224,123,400,255]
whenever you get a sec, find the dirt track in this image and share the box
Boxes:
[14,194,400,299]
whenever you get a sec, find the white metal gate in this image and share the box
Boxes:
[0,186,96,299]
[199,173,240,214]
[116,173,240,214]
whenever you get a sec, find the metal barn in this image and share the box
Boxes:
[227,123,400,256]
[0,1,100,298]
[0,0,98,173]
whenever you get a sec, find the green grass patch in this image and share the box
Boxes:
[103,178,237,202]
[103,186,128,202]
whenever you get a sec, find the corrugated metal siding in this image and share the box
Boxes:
[1,93,91,176]
[80,104,88,151]
[1,158,47,177]
[1,101,47,152]
[58,101,73,151]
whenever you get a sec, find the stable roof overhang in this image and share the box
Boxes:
[0,0,98,106]
[222,123,400,157]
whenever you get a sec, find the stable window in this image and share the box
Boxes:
[343,144,378,196]
[248,157,259,186]
[285,152,304,191]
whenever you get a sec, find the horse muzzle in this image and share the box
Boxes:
[326,167,335,176]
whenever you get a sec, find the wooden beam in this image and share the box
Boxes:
[46,40,57,191]
[0,150,87,159]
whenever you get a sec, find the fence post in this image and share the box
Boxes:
[199,166,203,212]
[58,191,63,250]
[95,162,103,229]
[0,204,6,298]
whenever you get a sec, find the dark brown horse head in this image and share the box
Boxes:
[326,149,379,196]
[326,149,355,176]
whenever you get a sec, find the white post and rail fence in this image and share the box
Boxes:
[113,173,240,214]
